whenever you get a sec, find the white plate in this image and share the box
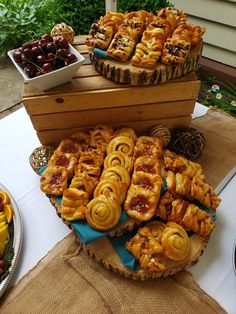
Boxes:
[0,183,23,298]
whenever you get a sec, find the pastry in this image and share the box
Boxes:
[156,190,175,221]
[164,150,203,178]
[70,172,98,197]
[114,127,137,143]
[57,138,81,157]
[69,131,91,151]
[157,7,187,28]
[169,199,215,237]
[161,222,190,261]
[89,124,114,153]
[60,188,88,221]
[48,151,78,179]
[85,194,121,231]
[106,135,135,157]
[93,178,122,203]
[40,166,68,196]
[134,156,162,175]
[104,151,133,173]
[106,32,136,61]
[134,136,163,159]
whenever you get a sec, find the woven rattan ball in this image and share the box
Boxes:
[51,22,75,44]
[149,125,171,147]
[29,146,55,174]
[168,126,205,160]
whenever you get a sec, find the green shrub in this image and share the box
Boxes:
[117,0,173,12]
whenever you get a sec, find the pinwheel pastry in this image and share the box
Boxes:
[114,127,137,143]
[106,135,135,157]
[166,170,221,211]
[86,12,124,50]
[85,194,121,231]
[104,151,133,174]
[93,178,122,204]
[40,165,68,196]
[164,149,203,178]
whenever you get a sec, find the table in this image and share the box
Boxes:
[0,104,235,313]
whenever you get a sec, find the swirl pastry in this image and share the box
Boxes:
[60,188,88,220]
[164,150,203,179]
[40,166,68,196]
[166,170,221,211]
[106,135,135,157]
[93,178,122,203]
[90,124,114,153]
[48,151,77,179]
[104,151,133,173]
[85,194,121,231]
[161,222,190,261]
[126,221,166,271]
[169,199,215,237]
[114,127,137,143]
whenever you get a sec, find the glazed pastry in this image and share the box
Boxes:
[134,156,162,175]
[99,11,124,33]
[166,171,221,211]
[40,166,68,196]
[57,138,81,157]
[157,7,187,28]
[69,131,91,151]
[70,173,98,197]
[124,185,159,221]
[126,221,166,271]
[134,136,163,159]
[85,194,121,231]
[48,151,78,179]
[60,188,88,220]
[106,32,136,61]
[164,150,203,178]
[106,135,135,157]
[104,151,133,173]
[89,124,114,153]
[132,171,162,194]
[93,178,122,203]
[156,190,175,221]
[114,127,137,143]
[161,222,190,261]
[169,199,215,237]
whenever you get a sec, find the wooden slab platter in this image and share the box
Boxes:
[89,40,203,86]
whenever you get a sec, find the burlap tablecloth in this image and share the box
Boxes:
[1,108,236,313]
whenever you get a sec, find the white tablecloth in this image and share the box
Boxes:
[0,104,235,313]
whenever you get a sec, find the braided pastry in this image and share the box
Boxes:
[85,194,121,231]
[169,199,215,237]
[104,151,133,173]
[90,124,114,153]
[70,173,98,197]
[166,171,221,211]
[106,135,135,157]
[164,150,203,179]
[60,188,88,220]
[161,222,190,261]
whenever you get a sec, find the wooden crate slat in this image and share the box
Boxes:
[30,100,195,131]
[36,115,191,145]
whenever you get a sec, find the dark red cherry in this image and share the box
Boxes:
[59,37,69,48]
[67,53,77,64]
[46,53,55,62]
[22,48,34,60]
[22,43,32,50]
[36,55,46,65]
[58,48,69,58]
[46,42,56,53]
[41,34,53,43]
[13,50,22,63]
[32,46,41,56]
[42,62,53,73]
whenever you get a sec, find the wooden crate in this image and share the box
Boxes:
[22,35,201,145]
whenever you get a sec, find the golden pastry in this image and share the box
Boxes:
[124,185,158,221]
[40,166,68,196]
[69,131,91,151]
[114,127,137,143]
[157,7,187,29]
[164,150,203,178]
[134,156,162,175]
[48,151,78,179]
[134,136,163,159]
[60,188,88,221]
[132,171,162,194]
[70,173,98,197]
[169,199,215,237]
[93,178,122,203]
[85,194,121,231]
[156,190,175,221]
[57,138,81,157]
[106,32,136,61]
[90,124,114,152]
[161,222,190,261]
[104,151,133,173]
[106,135,135,157]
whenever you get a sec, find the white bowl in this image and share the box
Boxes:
[8,44,85,90]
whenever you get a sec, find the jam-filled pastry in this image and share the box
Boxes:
[106,135,135,157]
[134,136,163,160]
[161,222,190,261]
[85,194,121,231]
[132,171,162,195]
[93,178,122,203]
[114,127,137,143]
[60,188,88,220]
[134,156,162,175]
[79,150,104,168]
[57,138,81,157]
[106,32,136,61]
[166,171,221,211]
[69,131,91,151]
[48,151,78,179]
[124,185,159,221]
[90,124,114,153]
[169,199,215,237]
[40,166,68,196]
[126,221,166,271]
[164,150,203,179]
[104,151,134,174]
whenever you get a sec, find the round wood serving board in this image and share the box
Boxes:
[90,40,203,85]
